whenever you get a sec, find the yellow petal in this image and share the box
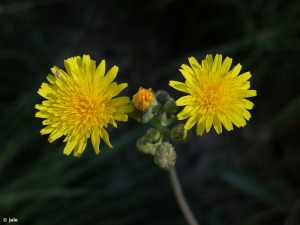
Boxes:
[188,57,201,72]
[169,81,189,93]
[236,72,251,82]
[37,83,54,99]
[47,74,56,84]
[95,60,106,77]
[64,56,80,78]
[219,57,232,74]
[196,119,205,136]
[177,106,194,120]
[184,115,198,130]
[176,95,193,106]
[48,129,63,143]
[205,116,213,132]
[242,109,251,120]
[104,66,118,86]
[218,113,233,132]
[115,105,134,113]
[211,54,223,72]
[113,113,128,121]
[228,64,242,78]
[91,130,100,154]
[244,90,257,98]
[227,111,246,127]
[100,128,112,148]
[213,114,223,134]
[109,96,130,107]
[179,68,195,82]
[74,138,87,157]
[181,64,194,76]
[108,83,128,98]
[204,54,213,66]
[63,137,77,155]
[240,99,254,109]
[40,126,53,134]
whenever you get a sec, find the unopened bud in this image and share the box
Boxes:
[136,136,157,155]
[170,124,191,143]
[130,109,154,124]
[162,98,177,114]
[145,128,162,144]
[156,90,170,104]
[154,142,176,170]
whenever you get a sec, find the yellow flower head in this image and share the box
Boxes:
[132,87,153,111]
[35,55,133,157]
[169,54,257,136]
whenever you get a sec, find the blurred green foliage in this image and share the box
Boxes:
[0,0,300,224]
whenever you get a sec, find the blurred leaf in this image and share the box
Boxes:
[206,211,225,225]
[0,0,74,15]
[212,163,289,207]
[265,95,300,135]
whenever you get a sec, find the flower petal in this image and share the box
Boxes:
[104,66,118,86]
[169,81,189,93]
[188,57,201,72]
[91,130,100,154]
[211,54,223,72]
[101,128,113,148]
[48,129,63,143]
[63,137,77,155]
[95,60,106,77]
[213,114,223,134]
[176,95,193,106]
[219,56,232,74]
[196,118,206,136]
[205,115,213,132]
[184,115,198,130]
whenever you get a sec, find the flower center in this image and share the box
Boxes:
[74,96,98,118]
[69,92,111,129]
[197,81,232,114]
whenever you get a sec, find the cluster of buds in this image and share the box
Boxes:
[136,128,162,155]
[131,87,191,170]
[136,128,176,170]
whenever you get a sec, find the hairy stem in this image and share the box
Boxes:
[169,167,200,225]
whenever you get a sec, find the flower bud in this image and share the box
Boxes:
[136,136,157,155]
[131,87,158,124]
[145,128,162,144]
[154,142,176,170]
[170,124,191,143]
[162,98,177,114]
[132,87,154,112]
[156,90,170,104]
[130,109,154,124]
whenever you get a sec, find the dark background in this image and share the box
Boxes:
[1,0,300,225]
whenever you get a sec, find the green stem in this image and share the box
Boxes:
[159,111,168,126]
[169,167,200,225]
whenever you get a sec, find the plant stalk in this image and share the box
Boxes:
[169,167,200,225]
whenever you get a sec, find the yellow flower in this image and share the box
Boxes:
[35,55,133,157]
[132,87,153,111]
[169,54,257,136]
